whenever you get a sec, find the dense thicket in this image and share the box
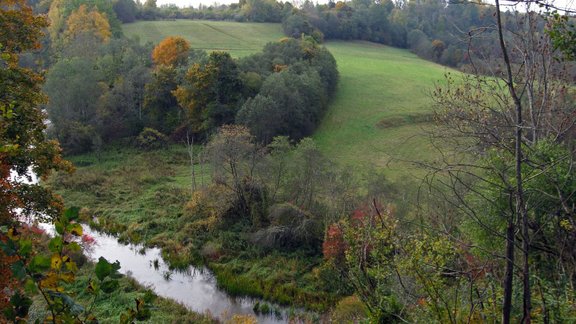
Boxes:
[237,38,338,142]
[44,37,153,154]
[43,19,337,153]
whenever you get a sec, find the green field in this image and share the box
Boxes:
[123,20,284,57]
[317,41,450,180]
[122,21,450,180]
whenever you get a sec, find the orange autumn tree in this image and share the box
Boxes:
[152,36,190,67]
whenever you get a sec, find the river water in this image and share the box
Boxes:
[13,170,295,323]
[77,225,290,323]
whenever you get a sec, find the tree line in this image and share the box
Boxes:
[33,0,573,70]
[100,0,563,68]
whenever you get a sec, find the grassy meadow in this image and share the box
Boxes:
[317,41,449,180]
[123,20,284,57]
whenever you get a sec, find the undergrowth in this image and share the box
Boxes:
[48,145,341,313]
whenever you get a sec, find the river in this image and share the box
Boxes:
[14,170,298,323]
[76,225,292,323]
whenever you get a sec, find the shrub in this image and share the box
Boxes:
[331,296,368,323]
[135,128,169,150]
[252,203,322,250]
[52,121,100,155]
[200,241,223,261]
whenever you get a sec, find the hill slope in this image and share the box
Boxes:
[123,20,284,57]
[318,41,448,180]
[123,21,450,180]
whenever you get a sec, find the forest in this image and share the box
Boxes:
[1,0,576,322]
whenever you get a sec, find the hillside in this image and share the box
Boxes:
[318,41,448,179]
[123,20,284,57]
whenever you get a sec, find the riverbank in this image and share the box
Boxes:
[47,145,343,316]
[62,265,215,323]
[24,223,214,323]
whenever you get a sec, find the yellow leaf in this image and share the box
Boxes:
[7,227,20,241]
[40,273,59,289]
[67,223,83,236]
[64,256,78,272]
[59,272,75,283]
[51,254,62,270]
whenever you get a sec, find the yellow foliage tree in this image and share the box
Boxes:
[152,36,190,67]
[47,0,66,41]
[63,4,111,44]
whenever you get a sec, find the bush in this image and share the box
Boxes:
[182,184,236,234]
[135,128,169,150]
[52,121,101,155]
[252,203,322,250]
[331,296,368,323]
[200,241,223,261]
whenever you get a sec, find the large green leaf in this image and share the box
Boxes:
[64,207,80,221]
[101,279,119,293]
[18,239,32,257]
[48,237,63,253]
[29,255,50,273]
[11,260,26,280]
[95,257,112,281]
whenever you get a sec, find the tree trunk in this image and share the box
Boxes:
[503,218,515,324]
[495,0,531,322]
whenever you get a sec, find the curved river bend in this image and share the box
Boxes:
[16,170,302,323]
[60,224,293,323]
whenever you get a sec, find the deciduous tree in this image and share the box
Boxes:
[174,51,243,134]
[63,4,112,44]
[1,0,71,223]
[152,36,190,67]
[1,0,71,319]
[429,2,576,322]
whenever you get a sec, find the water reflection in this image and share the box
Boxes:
[79,225,291,323]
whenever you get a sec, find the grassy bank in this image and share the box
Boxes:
[71,267,214,323]
[48,146,339,313]
[28,257,214,323]
[49,145,204,244]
